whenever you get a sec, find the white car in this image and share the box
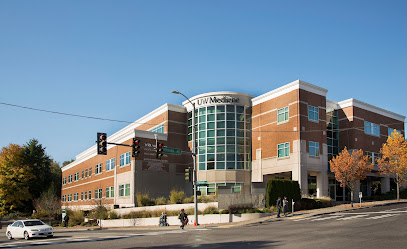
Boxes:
[6,219,54,240]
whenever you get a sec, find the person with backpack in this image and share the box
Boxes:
[178,209,188,229]
[63,214,69,228]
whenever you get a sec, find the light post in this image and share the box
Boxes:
[172,90,199,226]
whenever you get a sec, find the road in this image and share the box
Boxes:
[0,203,406,248]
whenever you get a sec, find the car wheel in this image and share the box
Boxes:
[6,231,13,240]
[24,231,30,240]
[47,235,53,238]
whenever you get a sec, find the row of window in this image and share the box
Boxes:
[364,122,403,138]
[277,141,320,158]
[277,105,319,124]
[62,184,130,202]
[62,152,131,185]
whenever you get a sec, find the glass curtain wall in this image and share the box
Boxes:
[188,105,251,171]
[326,109,339,171]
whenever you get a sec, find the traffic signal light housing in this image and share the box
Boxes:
[132,138,140,158]
[185,167,192,182]
[97,132,107,155]
[156,142,164,159]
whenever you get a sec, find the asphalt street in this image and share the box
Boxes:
[0,203,406,249]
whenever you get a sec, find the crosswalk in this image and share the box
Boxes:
[294,208,406,223]
[0,228,210,248]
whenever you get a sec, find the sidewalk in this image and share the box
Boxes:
[53,199,407,232]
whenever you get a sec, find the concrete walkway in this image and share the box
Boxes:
[53,199,407,232]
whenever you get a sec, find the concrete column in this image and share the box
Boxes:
[353,181,360,202]
[317,171,328,197]
[291,140,307,195]
[381,176,391,193]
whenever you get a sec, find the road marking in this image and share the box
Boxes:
[293,217,316,222]
[365,214,400,220]
[336,214,368,220]
[312,215,344,221]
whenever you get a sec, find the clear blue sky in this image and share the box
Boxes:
[1,0,406,164]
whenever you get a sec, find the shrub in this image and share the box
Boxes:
[266,179,301,209]
[198,195,216,203]
[136,193,155,207]
[155,197,168,205]
[108,210,120,219]
[89,206,108,220]
[184,196,194,203]
[170,189,186,204]
[68,210,84,226]
[219,209,229,214]
[203,206,219,215]
[228,204,254,214]
[294,197,332,211]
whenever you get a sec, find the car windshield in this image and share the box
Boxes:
[23,221,45,226]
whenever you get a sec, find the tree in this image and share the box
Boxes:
[23,139,53,201]
[330,147,373,206]
[33,183,61,219]
[377,130,407,200]
[0,144,34,214]
[49,161,62,197]
[62,159,74,167]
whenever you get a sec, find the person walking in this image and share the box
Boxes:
[283,197,288,217]
[276,197,282,218]
[63,214,69,228]
[178,209,188,229]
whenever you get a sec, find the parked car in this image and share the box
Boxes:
[6,219,54,240]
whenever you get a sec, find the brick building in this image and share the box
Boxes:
[61,80,405,210]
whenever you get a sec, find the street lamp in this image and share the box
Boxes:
[172,90,199,226]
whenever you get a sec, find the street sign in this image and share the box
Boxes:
[196,181,207,185]
[162,147,182,155]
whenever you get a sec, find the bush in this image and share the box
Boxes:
[136,193,155,207]
[108,210,120,219]
[68,210,84,226]
[89,206,108,220]
[228,204,254,214]
[294,197,332,211]
[198,195,216,203]
[170,189,186,204]
[155,197,168,205]
[266,179,301,209]
[203,206,219,215]
[184,196,194,203]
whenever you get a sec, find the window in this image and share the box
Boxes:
[309,142,320,157]
[388,128,401,137]
[74,193,78,201]
[68,194,72,202]
[88,190,92,200]
[84,191,88,200]
[85,168,88,177]
[89,167,92,176]
[120,152,131,166]
[95,188,102,199]
[308,105,319,122]
[364,121,380,136]
[278,142,290,158]
[95,163,102,174]
[149,124,164,134]
[62,177,66,185]
[277,106,289,123]
[119,184,130,197]
[364,151,381,165]
[68,175,72,183]
[106,186,114,198]
[81,170,84,179]
[74,172,79,181]
[62,195,66,202]
[106,158,115,171]
[81,192,83,201]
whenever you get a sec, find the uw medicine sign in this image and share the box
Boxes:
[196,96,240,106]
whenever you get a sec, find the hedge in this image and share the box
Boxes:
[266,179,301,209]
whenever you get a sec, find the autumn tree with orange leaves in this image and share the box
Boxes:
[377,130,407,201]
[330,147,373,206]
[0,144,34,215]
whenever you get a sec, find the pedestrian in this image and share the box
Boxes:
[178,209,188,229]
[63,214,69,228]
[283,197,288,217]
[276,197,282,218]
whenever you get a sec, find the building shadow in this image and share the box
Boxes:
[126,240,277,249]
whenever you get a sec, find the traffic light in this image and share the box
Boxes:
[156,142,164,159]
[185,167,192,182]
[132,138,140,158]
[97,132,107,155]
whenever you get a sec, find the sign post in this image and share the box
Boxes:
[359,192,363,207]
